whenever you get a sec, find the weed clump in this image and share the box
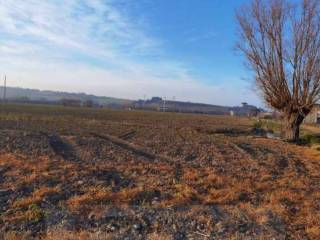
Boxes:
[27,204,45,222]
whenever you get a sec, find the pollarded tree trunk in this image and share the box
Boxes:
[283,112,305,142]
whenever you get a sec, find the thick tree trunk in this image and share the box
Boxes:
[283,112,305,142]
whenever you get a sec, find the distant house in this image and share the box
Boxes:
[258,112,274,119]
[305,104,320,124]
[257,111,282,120]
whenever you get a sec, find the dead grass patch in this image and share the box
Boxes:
[44,229,113,240]
[67,186,111,209]
[13,186,61,208]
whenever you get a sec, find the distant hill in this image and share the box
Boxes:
[0,87,263,116]
[0,86,132,106]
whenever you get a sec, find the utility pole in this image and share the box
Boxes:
[143,94,146,108]
[3,75,6,102]
[163,97,166,112]
[172,96,176,112]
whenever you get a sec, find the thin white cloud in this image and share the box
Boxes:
[186,32,217,43]
[0,0,159,60]
[0,0,259,106]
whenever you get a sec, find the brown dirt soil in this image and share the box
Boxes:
[0,104,320,239]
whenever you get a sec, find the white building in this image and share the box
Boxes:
[305,104,320,124]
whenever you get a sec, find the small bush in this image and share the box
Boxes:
[253,120,263,129]
[300,134,320,145]
[27,204,44,222]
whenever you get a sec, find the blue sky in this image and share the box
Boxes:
[0,0,260,106]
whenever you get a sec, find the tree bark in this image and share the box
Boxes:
[283,112,305,142]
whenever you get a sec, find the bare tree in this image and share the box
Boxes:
[236,0,320,141]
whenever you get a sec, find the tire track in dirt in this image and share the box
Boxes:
[205,136,251,175]
[48,135,78,161]
[90,132,177,164]
[232,138,312,178]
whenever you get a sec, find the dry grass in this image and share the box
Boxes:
[147,233,172,240]
[3,230,173,240]
[67,186,111,209]
[13,186,61,208]
[43,230,114,240]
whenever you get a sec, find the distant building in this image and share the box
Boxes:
[305,104,320,124]
[258,111,276,119]
[131,97,264,116]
